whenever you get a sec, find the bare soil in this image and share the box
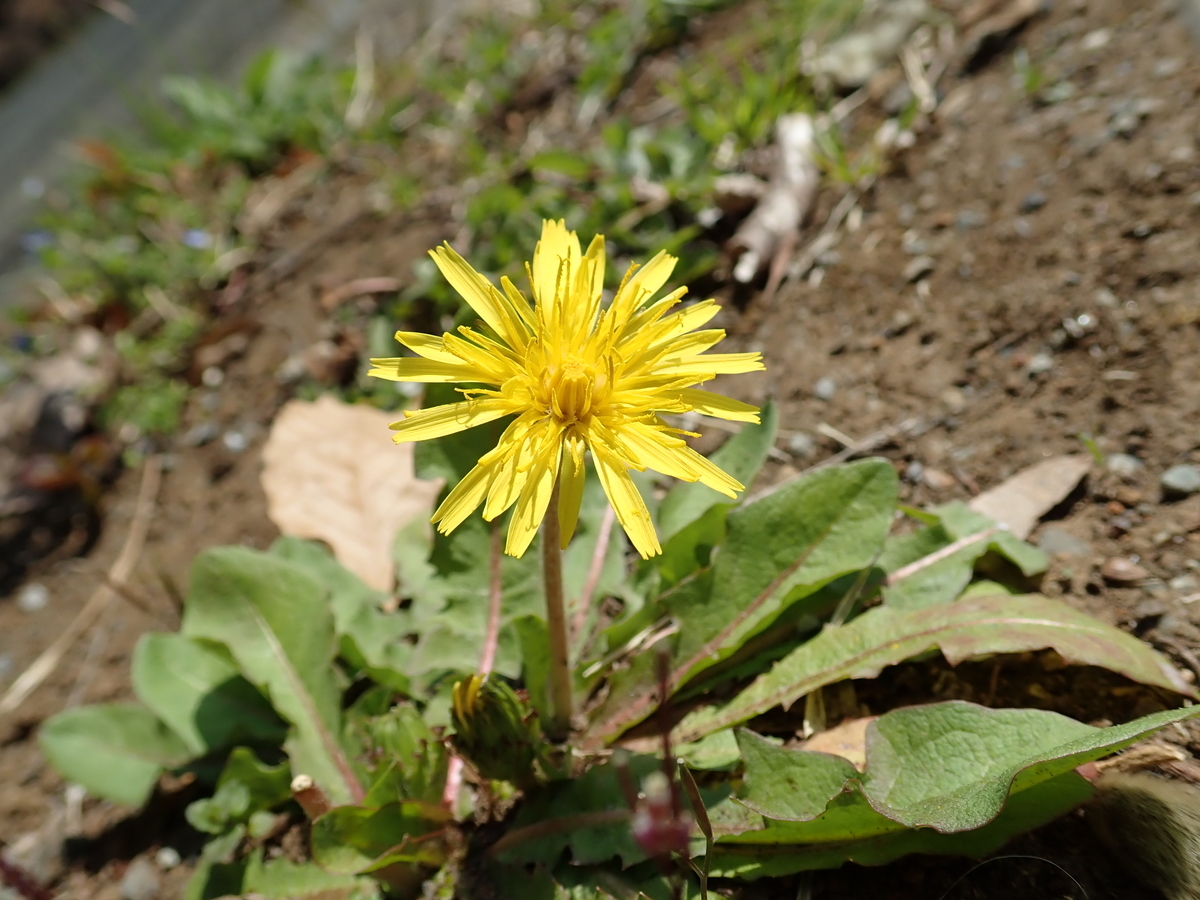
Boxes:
[3,0,1200,897]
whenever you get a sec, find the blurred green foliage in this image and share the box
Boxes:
[32,0,863,436]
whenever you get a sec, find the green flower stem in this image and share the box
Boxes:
[542,479,573,741]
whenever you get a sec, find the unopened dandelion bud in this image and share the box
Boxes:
[291,774,330,819]
[450,674,541,787]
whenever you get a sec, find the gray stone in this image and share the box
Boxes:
[1169,574,1200,593]
[922,468,957,491]
[904,255,935,282]
[1038,527,1092,558]
[956,210,988,231]
[182,421,218,448]
[787,432,816,459]
[1101,557,1151,583]
[1133,598,1167,621]
[1026,352,1054,375]
[901,230,928,254]
[154,847,181,870]
[1081,28,1112,51]
[813,377,837,402]
[1111,112,1139,137]
[120,858,160,900]
[16,582,49,613]
[1106,453,1144,478]
[2,813,66,884]
[1162,464,1200,498]
[222,430,249,453]
[1019,191,1047,213]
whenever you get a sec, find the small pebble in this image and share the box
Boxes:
[1013,217,1032,238]
[1038,527,1092,558]
[201,366,224,388]
[1113,486,1143,506]
[922,468,957,491]
[904,255,935,282]
[17,583,49,613]
[1081,28,1111,51]
[1169,574,1200,593]
[1106,453,1144,478]
[182,422,219,448]
[1026,352,1054,375]
[1019,191,1047,214]
[1152,58,1181,79]
[787,432,816,459]
[222,431,249,453]
[901,237,929,257]
[940,386,967,414]
[956,210,988,231]
[1110,112,1139,138]
[1107,515,1133,537]
[1161,465,1200,498]
[275,354,308,385]
[154,847,181,870]
[904,461,925,484]
[120,857,160,900]
[1100,557,1150,583]
[813,377,837,402]
[1132,598,1166,621]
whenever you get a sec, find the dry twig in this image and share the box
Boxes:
[0,457,162,717]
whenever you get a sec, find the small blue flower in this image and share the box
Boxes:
[20,230,54,253]
[182,229,213,249]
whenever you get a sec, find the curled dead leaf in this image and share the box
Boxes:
[968,454,1091,540]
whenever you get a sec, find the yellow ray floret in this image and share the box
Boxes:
[369,219,765,559]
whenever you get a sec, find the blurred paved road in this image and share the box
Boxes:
[0,0,439,291]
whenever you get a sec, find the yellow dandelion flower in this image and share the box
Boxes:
[369,219,764,559]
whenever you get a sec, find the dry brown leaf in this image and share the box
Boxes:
[799,716,876,771]
[968,454,1091,540]
[261,395,441,591]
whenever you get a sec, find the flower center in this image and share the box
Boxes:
[546,360,604,425]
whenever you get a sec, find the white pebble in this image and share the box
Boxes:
[17,583,49,613]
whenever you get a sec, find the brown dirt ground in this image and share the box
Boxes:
[3,0,1200,897]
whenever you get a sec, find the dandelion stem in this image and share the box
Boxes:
[542,479,573,740]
